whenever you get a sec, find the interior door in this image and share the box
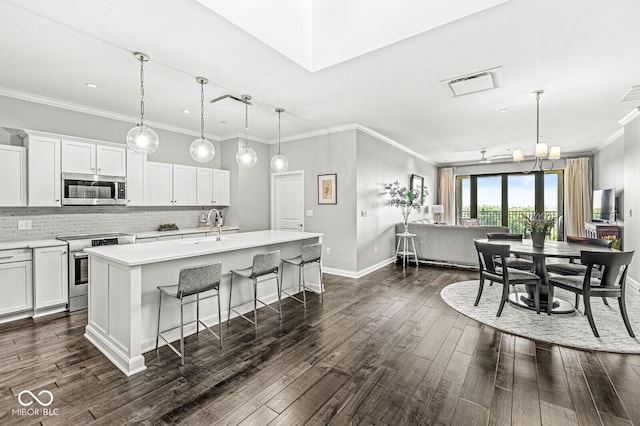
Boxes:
[272,171,304,231]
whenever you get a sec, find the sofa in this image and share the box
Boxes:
[395,221,509,267]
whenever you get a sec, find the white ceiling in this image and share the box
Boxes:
[1,0,639,165]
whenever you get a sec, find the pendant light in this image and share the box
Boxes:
[189,77,215,163]
[270,108,288,172]
[236,94,257,168]
[512,90,561,171]
[126,52,160,155]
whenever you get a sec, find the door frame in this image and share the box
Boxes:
[271,170,305,231]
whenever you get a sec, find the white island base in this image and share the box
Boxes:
[84,230,323,376]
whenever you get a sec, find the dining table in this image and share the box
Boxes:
[477,238,618,314]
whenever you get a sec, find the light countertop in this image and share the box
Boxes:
[85,230,323,267]
[0,239,68,251]
[135,226,240,239]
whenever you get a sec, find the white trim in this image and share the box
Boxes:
[265,123,433,164]
[618,107,640,126]
[323,256,396,279]
[219,132,269,144]
[0,87,221,141]
[597,128,624,152]
[85,325,147,377]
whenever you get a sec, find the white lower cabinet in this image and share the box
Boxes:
[0,249,33,317]
[33,246,68,311]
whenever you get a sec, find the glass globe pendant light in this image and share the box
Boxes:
[126,52,160,155]
[189,77,215,163]
[270,108,289,172]
[236,95,257,168]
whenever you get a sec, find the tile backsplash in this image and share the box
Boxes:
[0,206,225,241]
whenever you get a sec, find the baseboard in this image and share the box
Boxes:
[323,257,396,279]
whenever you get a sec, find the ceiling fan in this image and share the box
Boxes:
[478,150,511,163]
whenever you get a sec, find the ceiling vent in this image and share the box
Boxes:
[620,85,640,102]
[208,93,255,113]
[443,66,503,97]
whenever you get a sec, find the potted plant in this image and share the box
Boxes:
[523,212,555,248]
[386,180,427,233]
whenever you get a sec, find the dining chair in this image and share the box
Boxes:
[547,250,635,338]
[546,236,613,305]
[474,240,541,316]
[486,233,534,271]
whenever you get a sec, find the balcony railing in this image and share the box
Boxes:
[460,209,559,240]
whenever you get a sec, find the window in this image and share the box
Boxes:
[455,170,563,240]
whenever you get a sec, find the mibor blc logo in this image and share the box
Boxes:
[11,390,59,417]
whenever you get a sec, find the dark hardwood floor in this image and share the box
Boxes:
[1,264,640,425]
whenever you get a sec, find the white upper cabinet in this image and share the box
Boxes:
[62,140,125,176]
[172,165,197,206]
[144,162,173,206]
[33,246,68,311]
[96,145,126,176]
[126,150,146,206]
[0,145,27,207]
[24,135,61,207]
[62,140,96,174]
[196,167,214,205]
[212,169,230,206]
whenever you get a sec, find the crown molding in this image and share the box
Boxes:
[266,122,433,164]
[0,86,221,141]
[218,131,269,144]
[618,107,640,126]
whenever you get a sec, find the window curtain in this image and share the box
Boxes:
[564,157,592,237]
[438,167,454,224]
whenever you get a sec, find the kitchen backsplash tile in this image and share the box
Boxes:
[0,206,223,241]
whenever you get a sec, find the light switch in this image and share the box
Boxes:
[306,210,313,217]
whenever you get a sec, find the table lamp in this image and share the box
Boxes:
[432,205,444,223]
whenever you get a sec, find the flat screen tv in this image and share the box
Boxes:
[593,188,615,223]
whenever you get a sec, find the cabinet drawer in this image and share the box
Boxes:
[0,249,32,264]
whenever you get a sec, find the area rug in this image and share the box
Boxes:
[440,280,640,353]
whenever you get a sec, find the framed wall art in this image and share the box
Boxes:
[318,174,337,204]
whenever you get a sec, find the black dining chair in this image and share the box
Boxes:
[547,250,635,338]
[547,236,613,305]
[486,233,534,271]
[474,240,541,316]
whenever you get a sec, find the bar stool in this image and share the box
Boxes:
[281,243,323,309]
[156,262,223,366]
[228,251,281,331]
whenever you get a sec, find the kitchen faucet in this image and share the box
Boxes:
[206,208,223,241]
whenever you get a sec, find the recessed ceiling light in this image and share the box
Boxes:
[499,108,507,113]
[183,109,191,114]
[220,120,226,124]
[85,83,98,88]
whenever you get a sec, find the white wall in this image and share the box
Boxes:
[623,118,639,283]
[269,130,358,272]
[355,130,436,272]
[220,137,271,232]
[594,135,625,223]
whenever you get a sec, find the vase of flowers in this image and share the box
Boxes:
[386,180,427,233]
[523,212,555,248]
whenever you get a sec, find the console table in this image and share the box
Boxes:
[584,222,621,248]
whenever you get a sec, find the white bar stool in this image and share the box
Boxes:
[281,243,324,309]
[155,262,223,366]
[228,251,282,331]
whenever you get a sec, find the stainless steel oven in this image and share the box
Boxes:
[57,233,136,311]
[62,173,127,205]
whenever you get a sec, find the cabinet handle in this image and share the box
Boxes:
[97,168,102,172]
[62,251,67,255]
[55,199,60,202]
[0,255,14,260]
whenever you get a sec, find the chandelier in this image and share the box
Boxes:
[512,90,560,171]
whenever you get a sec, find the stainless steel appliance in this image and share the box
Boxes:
[57,233,136,311]
[62,173,127,205]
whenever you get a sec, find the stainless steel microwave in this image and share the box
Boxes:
[62,173,126,205]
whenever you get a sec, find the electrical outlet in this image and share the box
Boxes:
[374,245,378,252]
[326,247,331,255]
[18,220,32,230]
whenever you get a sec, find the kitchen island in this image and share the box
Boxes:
[84,230,323,376]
